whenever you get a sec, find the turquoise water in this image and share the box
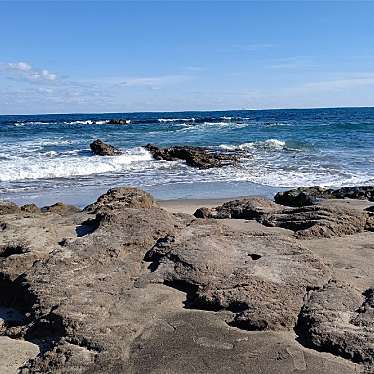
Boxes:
[1,108,373,206]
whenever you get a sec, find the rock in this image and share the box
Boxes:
[144,144,239,169]
[145,220,331,331]
[195,198,371,238]
[20,204,40,214]
[0,201,20,215]
[108,119,130,125]
[194,197,279,219]
[90,139,122,156]
[261,204,369,238]
[274,187,329,207]
[296,281,374,365]
[84,187,158,213]
[41,202,80,216]
[275,186,374,207]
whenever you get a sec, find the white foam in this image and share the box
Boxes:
[0,147,153,182]
[219,139,286,151]
[158,118,195,122]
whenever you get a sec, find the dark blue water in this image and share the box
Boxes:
[1,108,373,206]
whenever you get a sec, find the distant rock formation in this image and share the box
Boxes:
[90,139,123,156]
[108,119,130,125]
[144,144,239,169]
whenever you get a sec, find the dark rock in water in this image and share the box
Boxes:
[296,281,374,365]
[194,197,279,220]
[41,202,81,216]
[90,139,123,156]
[108,119,130,125]
[0,201,20,215]
[144,144,239,169]
[84,187,158,213]
[275,186,374,207]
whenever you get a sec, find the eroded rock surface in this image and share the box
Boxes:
[195,198,372,238]
[0,187,372,373]
[296,281,374,366]
[84,187,158,213]
[145,220,331,331]
[144,143,239,169]
[90,139,123,156]
[275,186,374,207]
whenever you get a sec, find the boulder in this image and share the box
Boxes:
[20,204,40,214]
[90,139,122,156]
[41,202,81,216]
[144,144,239,169]
[260,204,369,238]
[296,281,374,365]
[0,201,20,215]
[84,187,158,213]
[275,186,374,207]
[194,197,279,220]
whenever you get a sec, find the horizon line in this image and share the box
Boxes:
[1,104,373,117]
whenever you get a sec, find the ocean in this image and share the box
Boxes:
[1,107,373,207]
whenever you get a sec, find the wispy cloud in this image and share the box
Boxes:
[269,56,318,69]
[4,61,57,82]
[304,76,374,91]
[118,74,191,89]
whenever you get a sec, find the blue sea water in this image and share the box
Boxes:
[0,107,373,207]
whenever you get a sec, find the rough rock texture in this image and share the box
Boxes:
[275,186,374,207]
[144,144,239,169]
[84,187,158,213]
[41,202,81,216]
[296,281,374,365]
[90,139,123,156]
[0,187,372,373]
[194,197,279,219]
[0,201,20,215]
[195,198,372,238]
[145,220,331,331]
[261,204,369,238]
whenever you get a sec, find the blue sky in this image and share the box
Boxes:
[1,1,374,114]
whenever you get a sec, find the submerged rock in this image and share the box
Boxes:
[275,186,374,207]
[108,119,130,125]
[90,139,123,156]
[144,144,239,169]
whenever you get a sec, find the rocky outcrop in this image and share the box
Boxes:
[194,197,279,219]
[0,201,20,215]
[195,198,372,238]
[275,186,374,207]
[145,220,331,331]
[41,202,80,216]
[84,187,158,213]
[260,204,369,238]
[108,119,130,125]
[0,187,372,372]
[296,281,374,365]
[144,144,239,169]
[90,139,123,156]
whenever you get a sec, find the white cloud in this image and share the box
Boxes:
[5,61,57,82]
[120,74,191,89]
[304,76,374,91]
